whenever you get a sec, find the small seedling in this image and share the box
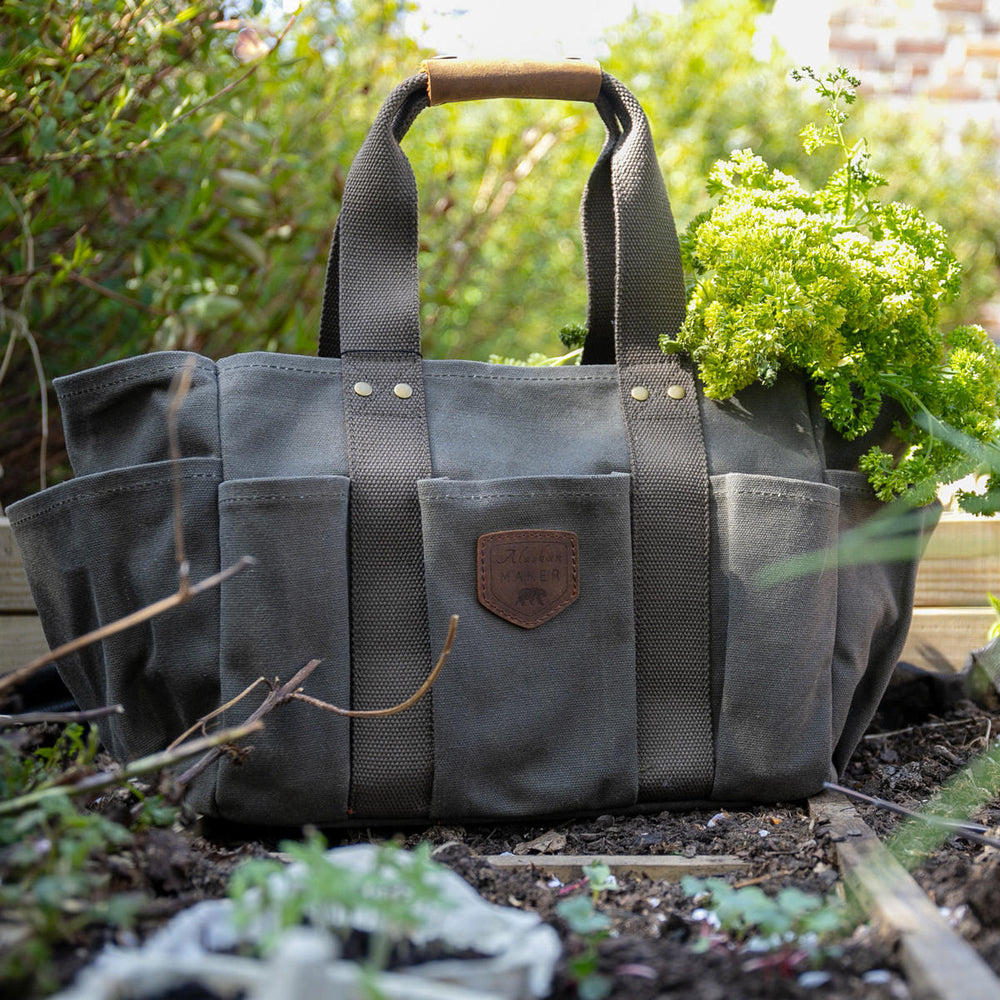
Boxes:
[581,859,621,901]
[0,719,183,994]
[682,876,847,966]
[555,894,612,1000]
[0,790,144,991]
[555,863,623,1000]
[229,832,449,975]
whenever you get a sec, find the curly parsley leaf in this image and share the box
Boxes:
[667,67,1000,514]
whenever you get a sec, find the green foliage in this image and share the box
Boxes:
[581,859,621,901]
[0,727,147,992]
[4,0,999,508]
[888,742,1000,865]
[667,67,1000,513]
[0,723,97,802]
[558,323,590,351]
[229,832,447,972]
[551,861,624,999]
[989,593,1000,641]
[682,876,847,955]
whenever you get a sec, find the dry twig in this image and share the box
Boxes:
[173,659,321,791]
[863,718,982,742]
[0,704,124,730]
[0,557,253,702]
[0,721,263,818]
[172,614,460,792]
[292,614,459,718]
[0,355,255,703]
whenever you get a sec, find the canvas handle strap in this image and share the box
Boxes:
[317,78,622,362]
[320,69,683,367]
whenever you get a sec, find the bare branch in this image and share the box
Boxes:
[173,659,321,791]
[170,614,459,785]
[0,556,255,700]
[166,677,268,752]
[167,358,197,595]
[0,348,254,702]
[0,704,124,730]
[66,269,166,315]
[291,614,459,718]
[824,781,1000,850]
[0,182,48,490]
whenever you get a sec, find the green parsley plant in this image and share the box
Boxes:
[666,67,1000,513]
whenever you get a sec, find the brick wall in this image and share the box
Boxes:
[769,0,1000,335]
[827,0,1000,122]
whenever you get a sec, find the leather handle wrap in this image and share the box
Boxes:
[422,58,603,105]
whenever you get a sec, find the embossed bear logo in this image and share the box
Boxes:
[516,587,548,606]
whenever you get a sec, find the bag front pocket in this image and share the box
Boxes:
[417,473,637,819]
[709,473,841,802]
[215,476,351,825]
[7,458,222,762]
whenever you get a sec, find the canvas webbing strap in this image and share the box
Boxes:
[331,70,714,814]
[600,75,713,799]
[337,82,434,817]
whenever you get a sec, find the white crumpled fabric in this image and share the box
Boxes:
[55,844,561,1000]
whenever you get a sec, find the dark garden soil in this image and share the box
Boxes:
[7,689,1000,1000]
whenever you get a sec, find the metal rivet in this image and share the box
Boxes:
[667,384,687,400]
[353,381,373,397]
[394,383,413,399]
[630,385,650,401]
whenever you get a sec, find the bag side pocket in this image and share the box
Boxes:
[54,353,219,476]
[215,476,351,825]
[710,473,840,801]
[7,458,222,762]
[826,470,941,774]
[417,473,637,820]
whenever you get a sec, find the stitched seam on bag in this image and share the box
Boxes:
[717,487,839,508]
[422,490,621,501]
[220,492,348,503]
[56,362,215,398]
[218,361,614,384]
[8,473,220,524]
[218,362,335,375]
[423,372,613,383]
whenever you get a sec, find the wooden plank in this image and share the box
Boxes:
[484,853,746,882]
[0,517,35,612]
[810,790,1000,1000]
[901,606,995,672]
[914,512,1000,608]
[0,615,49,675]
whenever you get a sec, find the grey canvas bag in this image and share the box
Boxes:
[8,62,937,826]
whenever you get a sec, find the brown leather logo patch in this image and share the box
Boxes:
[477,530,579,629]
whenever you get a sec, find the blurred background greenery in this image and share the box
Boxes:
[1,0,998,504]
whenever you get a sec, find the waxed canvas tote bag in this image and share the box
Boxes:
[7,61,938,826]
